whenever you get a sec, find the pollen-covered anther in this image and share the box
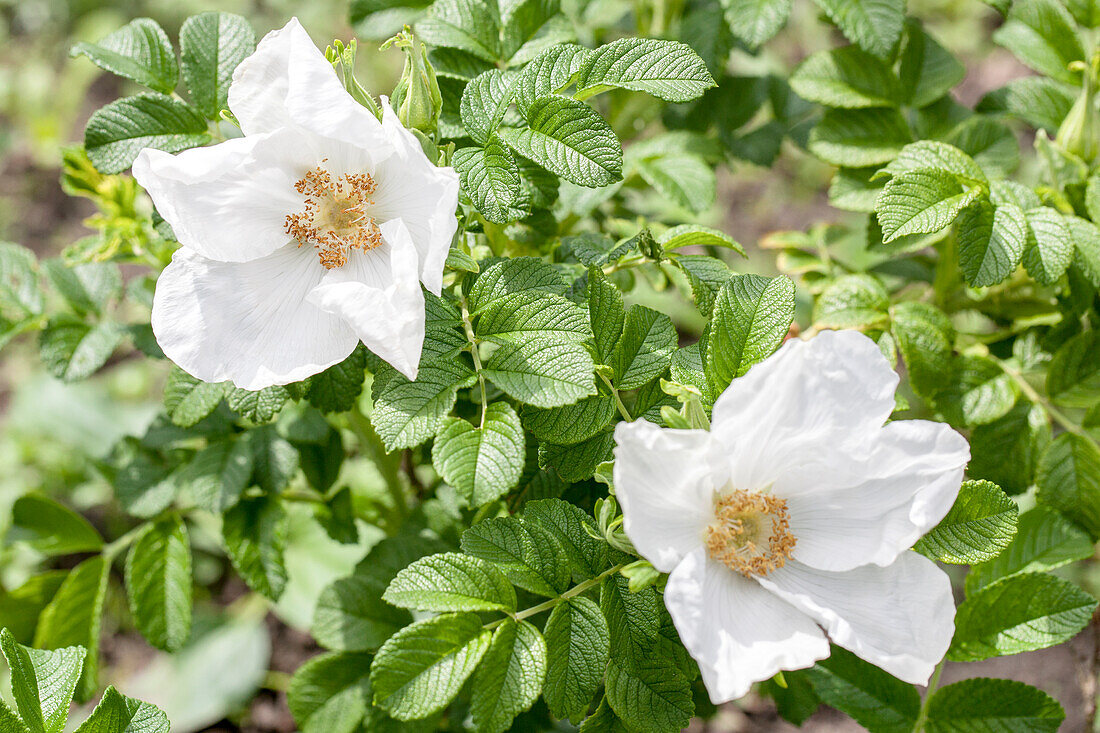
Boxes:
[704,489,796,578]
[285,163,383,269]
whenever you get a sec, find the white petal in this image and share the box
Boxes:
[611,420,715,573]
[665,548,829,704]
[228,18,389,154]
[785,419,969,571]
[707,330,899,491]
[307,219,425,380]
[370,100,459,295]
[151,245,357,390]
[757,553,955,685]
[133,131,310,263]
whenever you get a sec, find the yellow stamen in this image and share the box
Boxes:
[704,489,796,578]
[285,160,383,269]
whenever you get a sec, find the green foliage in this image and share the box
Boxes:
[804,647,919,733]
[915,480,1018,564]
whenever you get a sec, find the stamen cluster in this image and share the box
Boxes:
[704,489,796,577]
[285,163,383,269]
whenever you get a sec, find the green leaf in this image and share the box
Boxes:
[956,200,1027,287]
[890,301,955,400]
[658,224,744,255]
[631,153,715,213]
[604,658,693,733]
[813,0,905,57]
[673,255,734,315]
[524,498,611,580]
[222,495,289,600]
[949,572,1097,661]
[314,486,358,544]
[539,431,615,482]
[370,612,493,719]
[312,534,443,651]
[483,338,596,408]
[38,319,123,382]
[574,39,714,102]
[521,396,615,445]
[0,243,43,317]
[453,141,521,224]
[812,274,889,328]
[470,619,547,733]
[469,257,566,312]
[612,305,676,390]
[544,597,609,722]
[1037,433,1100,538]
[476,290,592,345]
[967,506,1094,594]
[179,12,255,119]
[287,651,372,733]
[1047,331,1100,407]
[42,260,122,316]
[371,360,476,451]
[977,76,1076,133]
[72,686,170,733]
[0,573,67,646]
[1022,207,1074,285]
[915,480,1018,564]
[432,403,526,506]
[881,140,986,185]
[71,18,178,94]
[248,425,299,493]
[804,646,919,733]
[898,22,966,108]
[993,0,1085,84]
[706,274,795,392]
[946,116,1020,178]
[178,437,253,513]
[124,518,191,652]
[925,678,1063,732]
[1,627,85,733]
[969,404,1050,495]
[876,170,981,242]
[514,44,591,114]
[789,46,901,108]
[162,368,227,427]
[415,0,502,62]
[226,385,289,423]
[587,267,624,364]
[84,93,209,174]
[304,347,367,414]
[500,97,622,187]
[719,0,791,48]
[809,107,911,167]
[34,556,109,702]
[461,516,570,596]
[9,494,103,557]
[934,354,1018,427]
[461,70,516,145]
[383,552,516,612]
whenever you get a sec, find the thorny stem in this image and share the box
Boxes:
[912,658,946,732]
[599,372,633,421]
[486,563,628,629]
[460,295,489,427]
[347,405,408,529]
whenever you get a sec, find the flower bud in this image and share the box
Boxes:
[385,29,441,136]
[1056,55,1100,163]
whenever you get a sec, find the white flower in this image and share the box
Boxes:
[133,18,459,389]
[612,330,969,703]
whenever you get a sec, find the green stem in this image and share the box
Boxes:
[488,564,627,628]
[102,523,150,563]
[347,405,408,528]
[998,360,1098,448]
[460,295,489,427]
[599,372,632,421]
[912,658,945,732]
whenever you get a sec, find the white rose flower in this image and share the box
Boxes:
[612,330,970,703]
[132,18,459,389]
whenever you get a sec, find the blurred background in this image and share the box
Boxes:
[1,0,1081,731]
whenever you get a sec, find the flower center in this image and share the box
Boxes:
[284,162,383,269]
[704,489,796,578]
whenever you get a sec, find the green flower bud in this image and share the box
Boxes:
[1056,54,1100,163]
[385,28,442,136]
